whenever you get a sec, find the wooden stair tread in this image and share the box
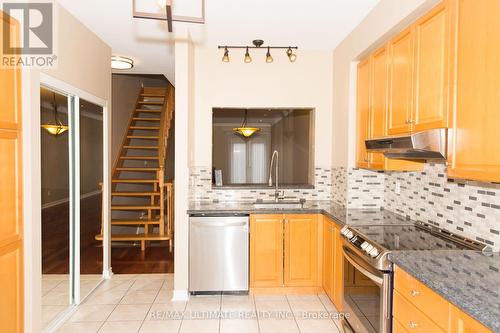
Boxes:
[133,117,161,121]
[140,93,166,97]
[112,179,159,183]
[126,135,159,139]
[111,205,161,210]
[119,156,159,160]
[116,167,160,171]
[135,109,162,113]
[123,145,159,149]
[95,234,171,241]
[112,191,160,196]
[137,101,164,105]
[111,219,161,225]
[129,126,160,130]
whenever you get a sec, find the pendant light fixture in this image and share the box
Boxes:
[244,47,252,63]
[218,40,298,63]
[233,110,260,138]
[41,92,69,136]
[266,47,273,63]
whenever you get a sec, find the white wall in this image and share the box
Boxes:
[331,0,441,168]
[193,48,333,168]
[22,3,112,332]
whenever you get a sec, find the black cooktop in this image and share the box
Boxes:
[352,224,475,251]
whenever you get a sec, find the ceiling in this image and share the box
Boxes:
[213,108,311,126]
[57,0,380,84]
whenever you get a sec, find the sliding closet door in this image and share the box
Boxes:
[0,11,23,333]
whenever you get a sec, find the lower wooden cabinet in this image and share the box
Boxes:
[322,217,343,311]
[394,266,492,333]
[250,214,321,290]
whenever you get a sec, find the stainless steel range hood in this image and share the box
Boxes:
[365,128,447,160]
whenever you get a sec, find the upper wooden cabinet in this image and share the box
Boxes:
[412,2,452,131]
[388,27,415,135]
[448,0,500,182]
[356,58,370,169]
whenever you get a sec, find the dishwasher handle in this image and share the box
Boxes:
[190,220,248,228]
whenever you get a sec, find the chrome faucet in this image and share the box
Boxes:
[268,150,284,202]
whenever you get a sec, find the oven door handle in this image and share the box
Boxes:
[343,247,383,287]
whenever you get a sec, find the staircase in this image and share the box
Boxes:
[96,86,174,251]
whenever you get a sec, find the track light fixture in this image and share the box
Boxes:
[222,46,230,62]
[218,40,298,63]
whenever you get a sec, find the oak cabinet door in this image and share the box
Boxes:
[412,2,451,131]
[0,12,23,333]
[331,225,344,311]
[448,0,500,182]
[250,215,284,287]
[449,305,492,333]
[284,214,319,287]
[356,58,370,168]
[388,28,414,135]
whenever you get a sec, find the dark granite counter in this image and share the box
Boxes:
[390,250,500,333]
[187,200,414,228]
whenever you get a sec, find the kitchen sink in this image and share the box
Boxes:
[253,200,305,209]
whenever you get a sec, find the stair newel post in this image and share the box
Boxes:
[159,168,165,236]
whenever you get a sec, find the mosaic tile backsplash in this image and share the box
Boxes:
[189,166,332,202]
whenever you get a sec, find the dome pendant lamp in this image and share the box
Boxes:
[233,110,260,138]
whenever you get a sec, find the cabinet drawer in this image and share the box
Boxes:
[393,318,410,333]
[393,290,446,333]
[394,266,449,330]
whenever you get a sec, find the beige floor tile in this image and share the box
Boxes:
[98,320,143,333]
[42,280,63,296]
[221,295,255,312]
[296,319,339,333]
[179,319,219,333]
[287,295,328,318]
[42,305,67,327]
[56,321,103,333]
[42,290,70,306]
[130,279,165,292]
[220,319,259,333]
[154,289,173,303]
[108,304,151,321]
[147,302,187,320]
[139,320,182,333]
[98,279,134,292]
[258,319,299,333]
[254,295,292,317]
[120,290,159,304]
[84,289,128,305]
[70,304,116,322]
[318,294,336,312]
[185,295,221,313]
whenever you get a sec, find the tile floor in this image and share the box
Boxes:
[55,274,343,333]
[43,274,102,329]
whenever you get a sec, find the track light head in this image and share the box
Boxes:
[266,47,273,63]
[222,47,230,62]
[244,47,252,63]
[286,47,297,62]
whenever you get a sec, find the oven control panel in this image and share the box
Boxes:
[340,226,380,258]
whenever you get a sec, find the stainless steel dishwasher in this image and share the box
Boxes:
[189,215,249,294]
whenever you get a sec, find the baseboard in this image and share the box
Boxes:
[172,289,189,301]
[42,189,101,209]
[250,286,325,295]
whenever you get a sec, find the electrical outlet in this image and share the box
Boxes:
[395,181,401,195]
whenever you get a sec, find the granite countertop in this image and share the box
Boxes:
[187,200,414,228]
[390,250,500,333]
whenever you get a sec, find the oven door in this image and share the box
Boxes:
[341,243,391,333]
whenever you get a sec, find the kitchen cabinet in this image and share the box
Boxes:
[250,214,283,287]
[250,214,321,290]
[284,214,320,287]
[448,0,500,182]
[356,58,370,169]
[449,304,491,333]
[387,27,414,135]
[412,2,451,132]
[394,266,492,333]
[322,217,343,310]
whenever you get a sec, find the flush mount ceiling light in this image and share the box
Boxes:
[219,40,298,63]
[111,55,134,70]
[41,92,69,136]
[233,110,261,138]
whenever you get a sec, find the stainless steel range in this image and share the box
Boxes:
[339,221,489,333]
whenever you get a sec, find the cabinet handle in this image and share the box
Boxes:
[410,290,421,297]
[283,219,288,224]
[408,321,418,329]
